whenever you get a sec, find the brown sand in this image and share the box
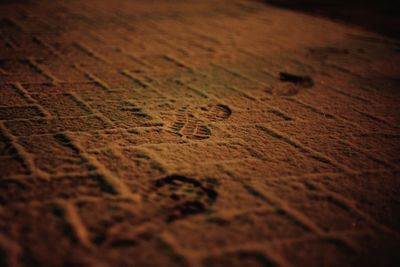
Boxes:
[0,0,399,266]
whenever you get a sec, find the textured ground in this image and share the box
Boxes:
[0,0,399,266]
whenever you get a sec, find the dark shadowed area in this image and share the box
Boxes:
[263,0,400,38]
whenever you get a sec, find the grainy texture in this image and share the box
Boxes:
[0,1,399,267]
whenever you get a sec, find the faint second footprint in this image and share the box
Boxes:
[275,72,314,96]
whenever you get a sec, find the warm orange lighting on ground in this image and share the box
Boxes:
[0,0,399,266]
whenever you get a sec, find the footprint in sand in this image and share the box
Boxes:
[169,106,211,140]
[202,104,232,122]
[153,175,218,222]
[168,104,232,140]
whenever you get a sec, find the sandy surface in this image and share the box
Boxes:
[0,0,399,266]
